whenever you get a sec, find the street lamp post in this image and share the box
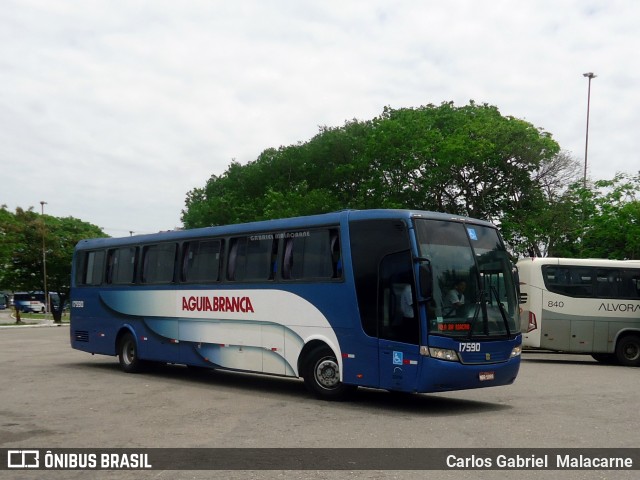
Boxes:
[583,72,596,188]
[40,201,48,317]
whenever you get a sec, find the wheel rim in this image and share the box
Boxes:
[122,340,135,365]
[315,357,340,390]
[623,342,640,362]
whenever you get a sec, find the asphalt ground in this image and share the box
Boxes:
[1,316,638,480]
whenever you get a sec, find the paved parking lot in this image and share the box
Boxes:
[1,323,638,480]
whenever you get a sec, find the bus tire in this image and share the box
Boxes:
[615,334,640,367]
[118,332,144,373]
[303,346,353,400]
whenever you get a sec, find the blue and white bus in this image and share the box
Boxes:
[13,292,47,313]
[70,209,522,399]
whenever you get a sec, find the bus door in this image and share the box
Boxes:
[350,219,420,392]
[377,251,421,392]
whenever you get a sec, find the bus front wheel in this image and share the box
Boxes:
[118,332,144,373]
[615,334,640,367]
[303,347,353,400]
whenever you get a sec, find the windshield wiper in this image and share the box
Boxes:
[466,291,484,339]
[490,286,512,336]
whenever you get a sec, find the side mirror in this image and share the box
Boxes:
[419,263,433,299]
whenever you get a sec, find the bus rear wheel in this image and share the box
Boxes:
[118,332,144,373]
[615,334,640,367]
[303,347,353,400]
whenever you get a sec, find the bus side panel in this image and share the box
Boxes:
[336,333,381,388]
[71,317,117,356]
[539,290,571,351]
[539,291,598,352]
[138,320,180,363]
[570,319,595,352]
[538,290,640,354]
[170,319,299,376]
[70,290,119,356]
[593,321,611,353]
[262,323,286,375]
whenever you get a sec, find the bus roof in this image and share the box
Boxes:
[75,209,496,251]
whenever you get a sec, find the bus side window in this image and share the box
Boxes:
[552,266,593,297]
[571,268,593,297]
[182,240,221,283]
[544,267,569,294]
[330,230,342,278]
[596,269,622,298]
[141,244,177,284]
[281,229,337,280]
[105,250,116,284]
[228,236,275,282]
[78,250,105,286]
[106,247,137,285]
[628,271,640,299]
[227,239,238,280]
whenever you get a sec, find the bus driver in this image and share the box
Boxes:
[445,280,466,317]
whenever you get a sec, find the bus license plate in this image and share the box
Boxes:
[479,371,495,381]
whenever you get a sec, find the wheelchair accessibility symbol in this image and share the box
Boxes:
[393,351,403,365]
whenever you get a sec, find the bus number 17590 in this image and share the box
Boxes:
[459,342,481,352]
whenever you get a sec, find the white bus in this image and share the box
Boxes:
[518,257,640,366]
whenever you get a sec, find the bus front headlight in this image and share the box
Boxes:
[511,345,522,358]
[428,347,460,362]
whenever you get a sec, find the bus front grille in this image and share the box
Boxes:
[74,330,89,342]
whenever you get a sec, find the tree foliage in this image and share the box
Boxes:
[571,174,640,259]
[0,205,107,321]
[182,102,560,233]
[588,175,640,259]
[500,151,583,257]
[182,100,636,259]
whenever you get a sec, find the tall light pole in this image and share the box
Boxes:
[583,72,596,188]
[40,201,48,317]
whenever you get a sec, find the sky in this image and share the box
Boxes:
[1,0,639,237]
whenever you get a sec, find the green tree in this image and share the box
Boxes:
[0,206,21,281]
[500,151,582,257]
[579,173,640,259]
[530,173,640,259]
[363,103,560,219]
[0,206,107,322]
[182,101,563,257]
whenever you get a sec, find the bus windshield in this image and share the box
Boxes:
[415,219,519,339]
